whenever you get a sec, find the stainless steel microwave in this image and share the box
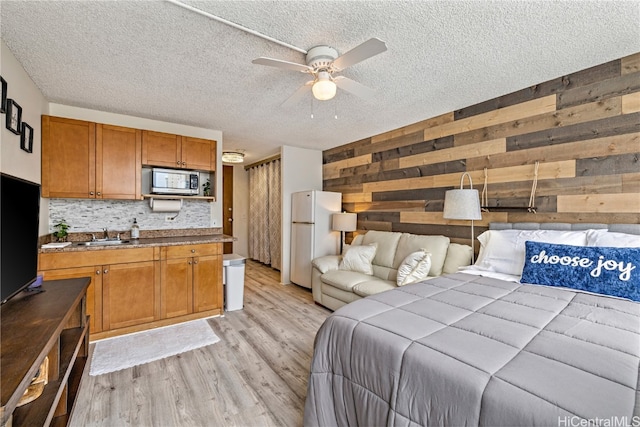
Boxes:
[151,168,199,195]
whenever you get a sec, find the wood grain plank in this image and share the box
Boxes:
[455,97,622,147]
[323,136,371,158]
[400,211,508,226]
[357,220,393,231]
[577,153,640,177]
[454,59,620,120]
[348,201,426,212]
[621,92,640,114]
[424,95,557,141]
[372,188,446,203]
[557,72,640,109]
[342,192,372,203]
[355,131,424,157]
[322,153,371,179]
[507,112,640,151]
[371,136,455,162]
[400,138,506,169]
[621,53,640,75]
[356,211,400,224]
[506,211,640,224]
[468,132,640,170]
[371,112,454,143]
[557,193,640,213]
[622,172,640,193]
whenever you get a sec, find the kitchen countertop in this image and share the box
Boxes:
[39,234,235,253]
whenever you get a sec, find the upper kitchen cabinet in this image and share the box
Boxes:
[42,116,96,198]
[142,131,216,172]
[42,116,142,200]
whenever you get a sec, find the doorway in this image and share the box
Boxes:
[223,165,233,254]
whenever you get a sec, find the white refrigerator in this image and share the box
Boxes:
[290,190,342,288]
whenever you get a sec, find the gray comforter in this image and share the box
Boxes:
[304,273,640,426]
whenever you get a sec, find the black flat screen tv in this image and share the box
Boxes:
[1,173,41,304]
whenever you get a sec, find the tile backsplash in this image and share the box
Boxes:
[49,198,212,233]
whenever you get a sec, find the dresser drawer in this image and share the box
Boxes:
[163,243,220,259]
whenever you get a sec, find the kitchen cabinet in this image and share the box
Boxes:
[161,243,223,319]
[103,260,159,330]
[39,243,223,340]
[39,266,103,334]
[142,131,217,172]
[41,116,142,200]
[39,247,159,337]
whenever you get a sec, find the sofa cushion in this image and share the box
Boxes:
[362,230,403,269]
[397,250,432,286]
[339,243,377,274]
[442,243,473,274]
[353,279,396,297]
[394,234,450,276]
[321,270,374,292]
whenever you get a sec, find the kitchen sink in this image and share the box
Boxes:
[76,240,131,246]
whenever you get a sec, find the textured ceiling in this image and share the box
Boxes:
[1,1,639,163]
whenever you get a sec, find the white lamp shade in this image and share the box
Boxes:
[312,72,337,101]
[443,189,482,220]
[332,212,357,232]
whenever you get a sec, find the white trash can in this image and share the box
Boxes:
[223,254,246,311]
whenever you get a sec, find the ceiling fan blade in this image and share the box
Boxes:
[331,38,387,71]
[281,81,313,107]
[334,76,376,100]
[252,57,313,73]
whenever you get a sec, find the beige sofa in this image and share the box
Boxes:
[311,230,473,311]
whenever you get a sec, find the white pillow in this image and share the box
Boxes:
[397,250,432,286]
[339,243,377,274]
[474,229,588,276]
[586,229,640,247]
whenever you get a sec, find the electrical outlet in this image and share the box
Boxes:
[165,216,176,222]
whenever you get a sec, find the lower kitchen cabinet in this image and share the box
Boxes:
[39,243,223,339]
[39,266,103,334]
[103,260,159,330]
[161,243,223,319]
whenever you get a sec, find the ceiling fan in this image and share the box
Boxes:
[252,38,387,106]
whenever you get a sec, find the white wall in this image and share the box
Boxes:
[280,145,323,285]
[48,104,224,228]
[1,40,50,235]
[232,164,249,257]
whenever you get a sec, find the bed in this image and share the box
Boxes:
[303,223,640,426]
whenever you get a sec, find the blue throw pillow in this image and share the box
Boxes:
[521,241,640,302]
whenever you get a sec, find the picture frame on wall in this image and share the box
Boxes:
[6,99,22,135]
[0,76,6,114]
[21,122,33,153]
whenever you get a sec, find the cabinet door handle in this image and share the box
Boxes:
[188,260,192,265]
[177,161,181,166]
[194,260,198,264]
[97,192,101,196]
[96,270,101,275]
[182,161,186,166]
[89,191,94,196]
[103,269,109,274]
[191,249,195,253]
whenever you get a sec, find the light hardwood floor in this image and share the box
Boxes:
[70,260,331,427]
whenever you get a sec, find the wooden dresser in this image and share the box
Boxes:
[0,278,90,426]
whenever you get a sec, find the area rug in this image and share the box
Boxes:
[89,318,220,376]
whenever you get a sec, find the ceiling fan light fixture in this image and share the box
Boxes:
[312,71,337,101]
[222,150,245,163]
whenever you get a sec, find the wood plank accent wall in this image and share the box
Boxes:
[322,53,640,247]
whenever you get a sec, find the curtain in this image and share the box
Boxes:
[248,159,281,270]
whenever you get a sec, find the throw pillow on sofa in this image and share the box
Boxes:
[339,243,377,275]
[397,250,432,286]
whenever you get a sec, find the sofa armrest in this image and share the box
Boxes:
[312,255,342,274]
